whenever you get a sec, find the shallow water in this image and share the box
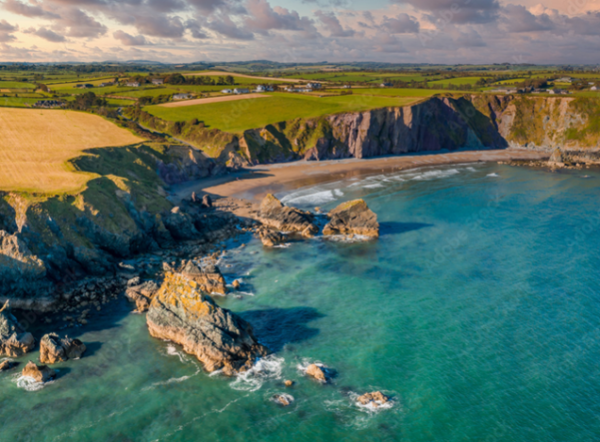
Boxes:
[3,163,600,442]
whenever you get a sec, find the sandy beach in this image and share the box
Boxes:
[172,149,549,203]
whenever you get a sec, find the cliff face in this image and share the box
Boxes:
[149,95,598,166]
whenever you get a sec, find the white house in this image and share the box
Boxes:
[307,82,322,89]
[152,78,164,85]
[380,82,393,88]
[591,86,598,91]
[221,89,233,94]
[126,81,140,87]
[173,93,192,100]
[234,88,250,94]
[256,85,274,92]
[556,77,573,83]
[99,82,113,87]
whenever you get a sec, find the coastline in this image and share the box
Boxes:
[172,149,549,203]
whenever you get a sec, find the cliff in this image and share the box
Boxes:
[136,95,600,166]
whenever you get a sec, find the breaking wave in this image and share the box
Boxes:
[229,355,285,392]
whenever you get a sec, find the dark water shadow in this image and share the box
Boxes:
[53,366,72,380]
[379,221,432,236]
[82,341,102,358]
[240,307,324,352]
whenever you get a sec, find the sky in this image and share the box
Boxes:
[0,0,599,64]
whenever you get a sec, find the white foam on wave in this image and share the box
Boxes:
[143,369,201,391]
[487,173,499,177]
[363,183,385,189]
[166,344,189,363]
[229,355,285,392]
[271,393,295,406]
[281,189,343,206]
[15,375,48,392]
[323,234,373,243]
[412,168,460,181]
[273,243,291,249]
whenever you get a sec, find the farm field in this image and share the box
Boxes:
[0,108,142,193]
[427,77,484,87]
[117,87,180,98]
[326,88,449,97]
[144,92,425,133]
[184,71,294,83]
[158,93,269,108]
[0,97,43,107]
[0,80,36,89]
[287,72,438,83]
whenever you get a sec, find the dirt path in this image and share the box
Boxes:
[171,149,549,203]
[185,71,304,83]
[158,94,270,108]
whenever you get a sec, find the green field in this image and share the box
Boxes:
[0,81,36,89]
[144,92,426,133]
[117,87,180,98]
[327,88,448,97]
[427,77,485,87]
[287,72,436,83]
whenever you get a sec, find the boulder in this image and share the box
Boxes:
[147,271,269,376]
[0,360,16,371]
[306,363,330,382]
[273,393,294,407]
[40,333,87,364]
[0,301,35,357]
[258,228,286,247]
[284,379,294,387]
[202,194,213,209]
[22,361,56,383]
[232,280,241,290]
[357,391,390,407]
[181,261,227,295]
[548,148,565,167]
[323,199,379,238]
[259,194,318,237]
[125,280,160,312]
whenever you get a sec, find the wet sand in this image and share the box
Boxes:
[172,149,549,203]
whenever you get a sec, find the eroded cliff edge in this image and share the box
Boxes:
[130,95,600,166]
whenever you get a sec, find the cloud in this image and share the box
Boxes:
[501,4,555,32]
[244,0,313,34]
[24,27,67,42]
[382,13,420,34]
[2,0,60,18]
[396,0,501,24]
[0,19,18,42]
[59,8,108,38]
[315,10,355,37]
[128,15,186,38]
[207,14,254,40]
[113,30,149,45]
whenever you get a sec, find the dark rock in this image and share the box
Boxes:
[125,280,160,312]
[202,195,212,209]
[0,301,35,357]
[258,228,286,247]
[0,359,16,371]
[259,194,318,237]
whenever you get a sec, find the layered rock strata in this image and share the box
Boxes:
[259,194,318,237]
[323,200,379,238]
[147,269,268,375]
[40,333,86,364]
[0,302,34,357]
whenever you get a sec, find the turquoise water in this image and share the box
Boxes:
[3,163,600,441]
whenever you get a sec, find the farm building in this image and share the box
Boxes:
[307,82,322,89]
[152,79,164,85]
[380,83,393,87]
[173,93,192,100]
[234,88,250,94]
[556,77,573,83]
[490,87,518,94]
[126,81,141,87]
[221,89,233,94]
[99,82,113,87]
[592,86,598,91]
[74,84,94,89]
[34,100,64,108]
[256,85,274,92]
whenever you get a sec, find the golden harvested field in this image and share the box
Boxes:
[0,108,142,194]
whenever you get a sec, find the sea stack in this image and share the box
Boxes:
[39,333,86,364]
[0,301,35,358]
[146,266,268,375]
[259,194,319,237]
[323,199,379,238]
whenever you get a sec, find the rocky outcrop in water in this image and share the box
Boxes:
[125,280,160,312]
[40,333,86,364]
[22,361,56,383]
[259,194,318,237]
[0,302,34,357]
[146,269,268,375]
[357,391,390,407]
[180,261,227,295]
[306,363,331,383]
[323,200,379,238]
[0,359,16,371]
[258,228,286,247]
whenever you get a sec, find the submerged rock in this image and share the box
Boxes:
[40,333,86,364]
[181,261,228,295]
[0,301,35,357]
[146,270,269,376]
[357,391,390,407]
[22,361,56,383]
[306,363,331,383]
[0,359,16,371]
[273,393,294,407]
[323,199,379,238]
[125,280,160,312]
[259,194,318,237]
[258,228,286,248]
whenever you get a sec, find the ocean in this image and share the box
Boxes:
[2,163,600,442]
